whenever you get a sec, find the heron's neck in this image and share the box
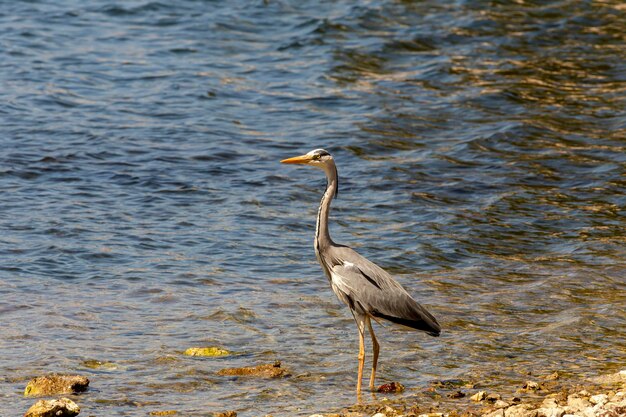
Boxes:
[315,163,338,251]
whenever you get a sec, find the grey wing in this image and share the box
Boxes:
[325,246,441,336]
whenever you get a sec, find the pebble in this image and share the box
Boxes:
[484,410,504,417]
[588,394,607,406]
[521,381,540,391]
[372,413,386,417]
[536,406,565,417]
[446,390,465,399]
[566,395,590,411]
[486,393,502,402]
[471,391,487,402]
[502,403,536,417]
[494,400,510,409]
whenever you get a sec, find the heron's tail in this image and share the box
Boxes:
[370,292,441,337]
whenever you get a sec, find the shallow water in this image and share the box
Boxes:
[1,0,625,416]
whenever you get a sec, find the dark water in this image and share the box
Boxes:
[1,1,625,415]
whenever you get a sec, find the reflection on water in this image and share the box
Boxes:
[1,1,625,416]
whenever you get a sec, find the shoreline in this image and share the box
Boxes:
[305,369,626,417]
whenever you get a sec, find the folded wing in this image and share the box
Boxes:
[326,246,441,337]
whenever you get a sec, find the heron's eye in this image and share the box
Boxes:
[312,154,321,160]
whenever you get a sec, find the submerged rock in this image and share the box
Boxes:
[149,411,178,416]
[543,372,560,381]
[377,382,405,393]
[24,375,89,397]
[24,397,79,417]
[447,390,466,399]
[217,361,287,378]
[183,347,230,357]
[81,359,117,370]
[212,412,237,417]
[588,370,626,385]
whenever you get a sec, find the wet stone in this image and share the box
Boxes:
[447,390,466,399]
[520,381,541,392]
[588,370,626,385]
[543,372,560,381]
[377,382,405,393]
[471,391,487,402]
[217,361,287,378]
[81,359,117,370]
[486,393,502,402]
[212,412,236,417]
[24,397,80,417]
[24,375,89,397]
[183,347,230,357]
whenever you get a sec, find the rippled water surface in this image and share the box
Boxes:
[1,1,625,416]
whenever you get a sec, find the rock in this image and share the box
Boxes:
[81,359,118,370]
[494,400,510,409]
[417,414,443,417]
[183,347,230,357]
[544,372,560,381]
[377,382,405,393]
[540,398,560,409]
[588,370,626,385]
[24,397,80,417]
[566,394,590,412]
[471,391,487,402]
[484,410,505,417]
[372,413,386,417]
[447,390,466,399]
[213,412,236,417]
[504,404,537,417]
[589,393,608,406]
[521,381,541,392]
[536,406,565,417]
[431,379,470,388]
[217,361,287,378]
[149,412,177,416]
[486,393,502,402]
[24,375,89,397]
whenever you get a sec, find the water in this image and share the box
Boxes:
[1,0,625,415]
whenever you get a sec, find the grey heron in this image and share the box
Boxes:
[281,149,441,393]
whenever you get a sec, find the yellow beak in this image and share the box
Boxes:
[280,154,313,164]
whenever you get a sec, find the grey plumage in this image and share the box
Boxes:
[281,148,440,393]
[323,245,441,336]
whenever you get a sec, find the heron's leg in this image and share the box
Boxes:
[354,313,366,394]
[366,316,380,390]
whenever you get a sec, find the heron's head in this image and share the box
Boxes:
[281,149,338,196]
[280,149,334,168]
